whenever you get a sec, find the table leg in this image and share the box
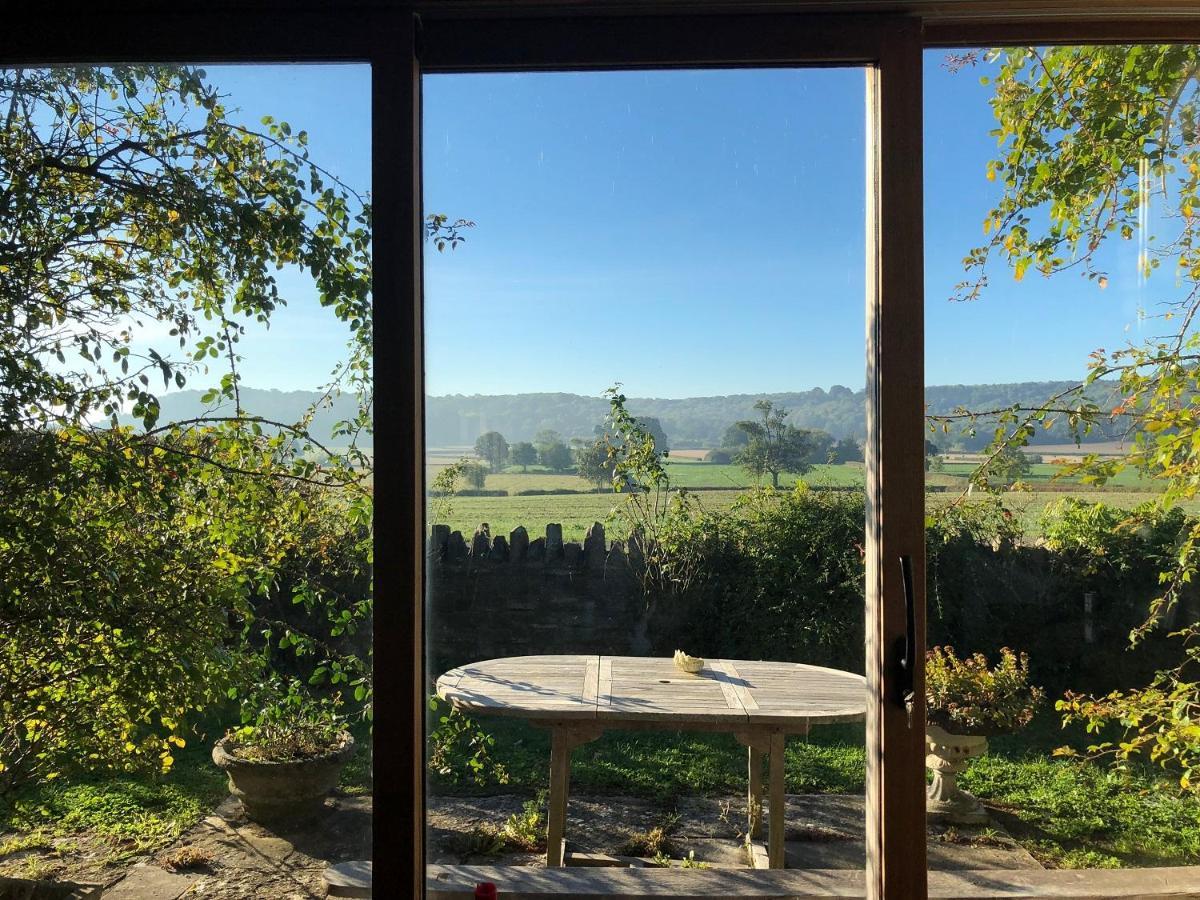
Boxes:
[748,745,764,840]
[546,727,570,867]
[768,731,786,868]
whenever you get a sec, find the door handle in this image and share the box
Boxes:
[894,555,916,723]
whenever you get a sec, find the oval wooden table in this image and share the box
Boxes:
[436,654,866,869]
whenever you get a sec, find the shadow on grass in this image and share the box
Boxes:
[0,744,227,859]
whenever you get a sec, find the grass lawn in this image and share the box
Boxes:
[429,711,1200,869]
[0,744,228,878]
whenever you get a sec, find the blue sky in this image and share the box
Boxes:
[201,55,1157,398]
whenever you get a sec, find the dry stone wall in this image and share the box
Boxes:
[426,522,650,671]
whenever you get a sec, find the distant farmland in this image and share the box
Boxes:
[425,452,1187,542]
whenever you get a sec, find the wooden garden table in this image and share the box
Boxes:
[435,654,866,869]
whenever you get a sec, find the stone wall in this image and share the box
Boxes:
[426,522,649,671]
[426,519,1198,697]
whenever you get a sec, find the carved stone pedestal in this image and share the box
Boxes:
[925,724,989,825]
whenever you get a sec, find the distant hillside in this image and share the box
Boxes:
[428,383,1124,450]
[136,381,1125,451]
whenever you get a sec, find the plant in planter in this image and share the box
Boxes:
[924,646,1042,824]
[213,682,355,824]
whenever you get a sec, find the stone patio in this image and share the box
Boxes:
[103,795,371,900]
[427,793,1042,871]
[86,790,1037,899]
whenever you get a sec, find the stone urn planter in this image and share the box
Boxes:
[925,723,989,825]
[212,732,355,823]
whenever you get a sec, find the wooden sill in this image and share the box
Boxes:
[426,864,1200,899]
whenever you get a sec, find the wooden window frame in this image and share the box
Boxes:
[5,4,1200,899]
[416,14,926,899]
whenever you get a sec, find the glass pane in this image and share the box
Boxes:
[423,68,871,884]
[0,64,373,893]
[924,45,1200,879]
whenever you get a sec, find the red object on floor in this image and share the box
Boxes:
[475,883,498,899]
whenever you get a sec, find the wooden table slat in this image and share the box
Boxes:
[438,655,867,729]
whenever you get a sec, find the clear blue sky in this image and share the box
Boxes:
[199,55,1157,398]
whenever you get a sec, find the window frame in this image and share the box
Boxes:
[414,12,926,898]
[6,4,1200,899]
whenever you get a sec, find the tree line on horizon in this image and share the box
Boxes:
[463,400,864,491]
[140,380,1128,452]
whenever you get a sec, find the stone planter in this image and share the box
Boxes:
[213,732,355,824]
[925,724,989,825]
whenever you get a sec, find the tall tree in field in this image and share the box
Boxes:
[509,441,537,472]
[474,431,509,472]
[990,445,1031,484]
[733,399,813,488]
[540,439,573,473]
[804,429,834,466]
[721,422,751,450]
[573,438,612,492]
[462,461,487,491]
[637,416,670,454]
[830,437,862,464]
[942,46,1200,789]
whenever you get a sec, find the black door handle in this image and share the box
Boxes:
[894,555,916,716]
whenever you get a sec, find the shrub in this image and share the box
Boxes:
[652,486,866,668]
[926,646,1043,736]
[0,426,373,795]
[704,449,733,464]
[1039,498,1186,579]
[0,430,281,793]
[224,684,346,763]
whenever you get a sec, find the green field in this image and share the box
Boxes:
[438,489,749,542]
[663,459,866,489]
[434,488,1197,543]
[939,461,1159,489]
[425,456,1194,541]
[428,460,866,493]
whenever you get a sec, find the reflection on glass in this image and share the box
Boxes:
[925,45,1200,873]
[423,68,871,876]
[0,63,372,891]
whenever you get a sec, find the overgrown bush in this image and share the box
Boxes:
[1039,498,1186,585]
[0,427,372,795]
[0,430,282,792]
[651,485,866,669]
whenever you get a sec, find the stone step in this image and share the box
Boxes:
[324,859,372,897]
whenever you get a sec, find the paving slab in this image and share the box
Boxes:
[428,793,1043,871]
[103,863,197,900]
